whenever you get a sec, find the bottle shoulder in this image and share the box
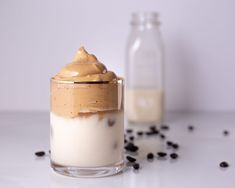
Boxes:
[127,30,163,51]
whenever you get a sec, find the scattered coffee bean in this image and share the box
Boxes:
[124,139,128,144]
[172,143,179,150]
[137,131,143,136]
[220,161,229,168]
[125,143,139,152]
[35,151,45,157]
[108,119,115,127]
[146,130,159,136]
[223,130,229,136]
[160,125,169,130]
[149,125,157,131]
[153,130,159,134]
[129,136,135,141]
[113,141,118,149]
[126,156,136,163]
[157,152,167,158]
[147,153,154,160]
[160,134,166,139]
[188,125,194,131]
[146,131,154,136]
[145,131,153,136]
[170,153,178,159]
[126,129,133,134]
[166,141,173,146]
[133,163,140,170]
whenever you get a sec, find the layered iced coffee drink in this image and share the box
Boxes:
[50,47,124,177]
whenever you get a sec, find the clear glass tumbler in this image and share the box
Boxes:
[50,78,124,177]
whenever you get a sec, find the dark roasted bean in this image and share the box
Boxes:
[146,131,154,136]
[129,136,135,141]
[126,156,136,163]
[160,125,169,130]
[166,141,173,146]
[220,161,229,168]
[160,134,166,139]
[146,131,158,136]
[223,130,229,136]
[188,125,194,131]
[133,163,140,170]
[149,125,157,131]
[137,131,143,136]
[35,151,45,157]
[125,143,139,152]
[113,142,118,149]
[172,143,179,150]
[147,153,154,160]
[108,119,115,127]
[170,153,178,159]
[157,152,167,157]
[152,130,159,135]
[126,129,133,134]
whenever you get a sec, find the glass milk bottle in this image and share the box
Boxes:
[126,12,164,125]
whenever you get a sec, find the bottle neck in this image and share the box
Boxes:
[130,12,160,31]
[131,23,159,31]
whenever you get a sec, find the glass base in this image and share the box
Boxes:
[51,161,124,178]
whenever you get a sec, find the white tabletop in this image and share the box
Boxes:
[0,112,235,188]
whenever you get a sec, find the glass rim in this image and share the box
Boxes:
[50,77,123,84]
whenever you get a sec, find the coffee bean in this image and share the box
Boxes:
[149,125,157,131]
[146,130,159,136]
[108,119,115,127]
[137,131,143,136]
[146,131,153,136]
[223,130,229,136]
[132,163,140,170]
[170,153,178,159]
[166,141,173,146]
[160,134,166,139]
[188,125,194,131]
[126,129,133,134]
[35,151,45,157]
[125,143,139,152]
[126,156,136,163]
[157,152,167,157]
[160,125,169,130]
[147,153,154,160]
[129,136,135,141]
[113,141,118,149]
[152,130,159,134]
[220,161,229,168]
[172,143,179,150]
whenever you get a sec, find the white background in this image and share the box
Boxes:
[0,0,235,112]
